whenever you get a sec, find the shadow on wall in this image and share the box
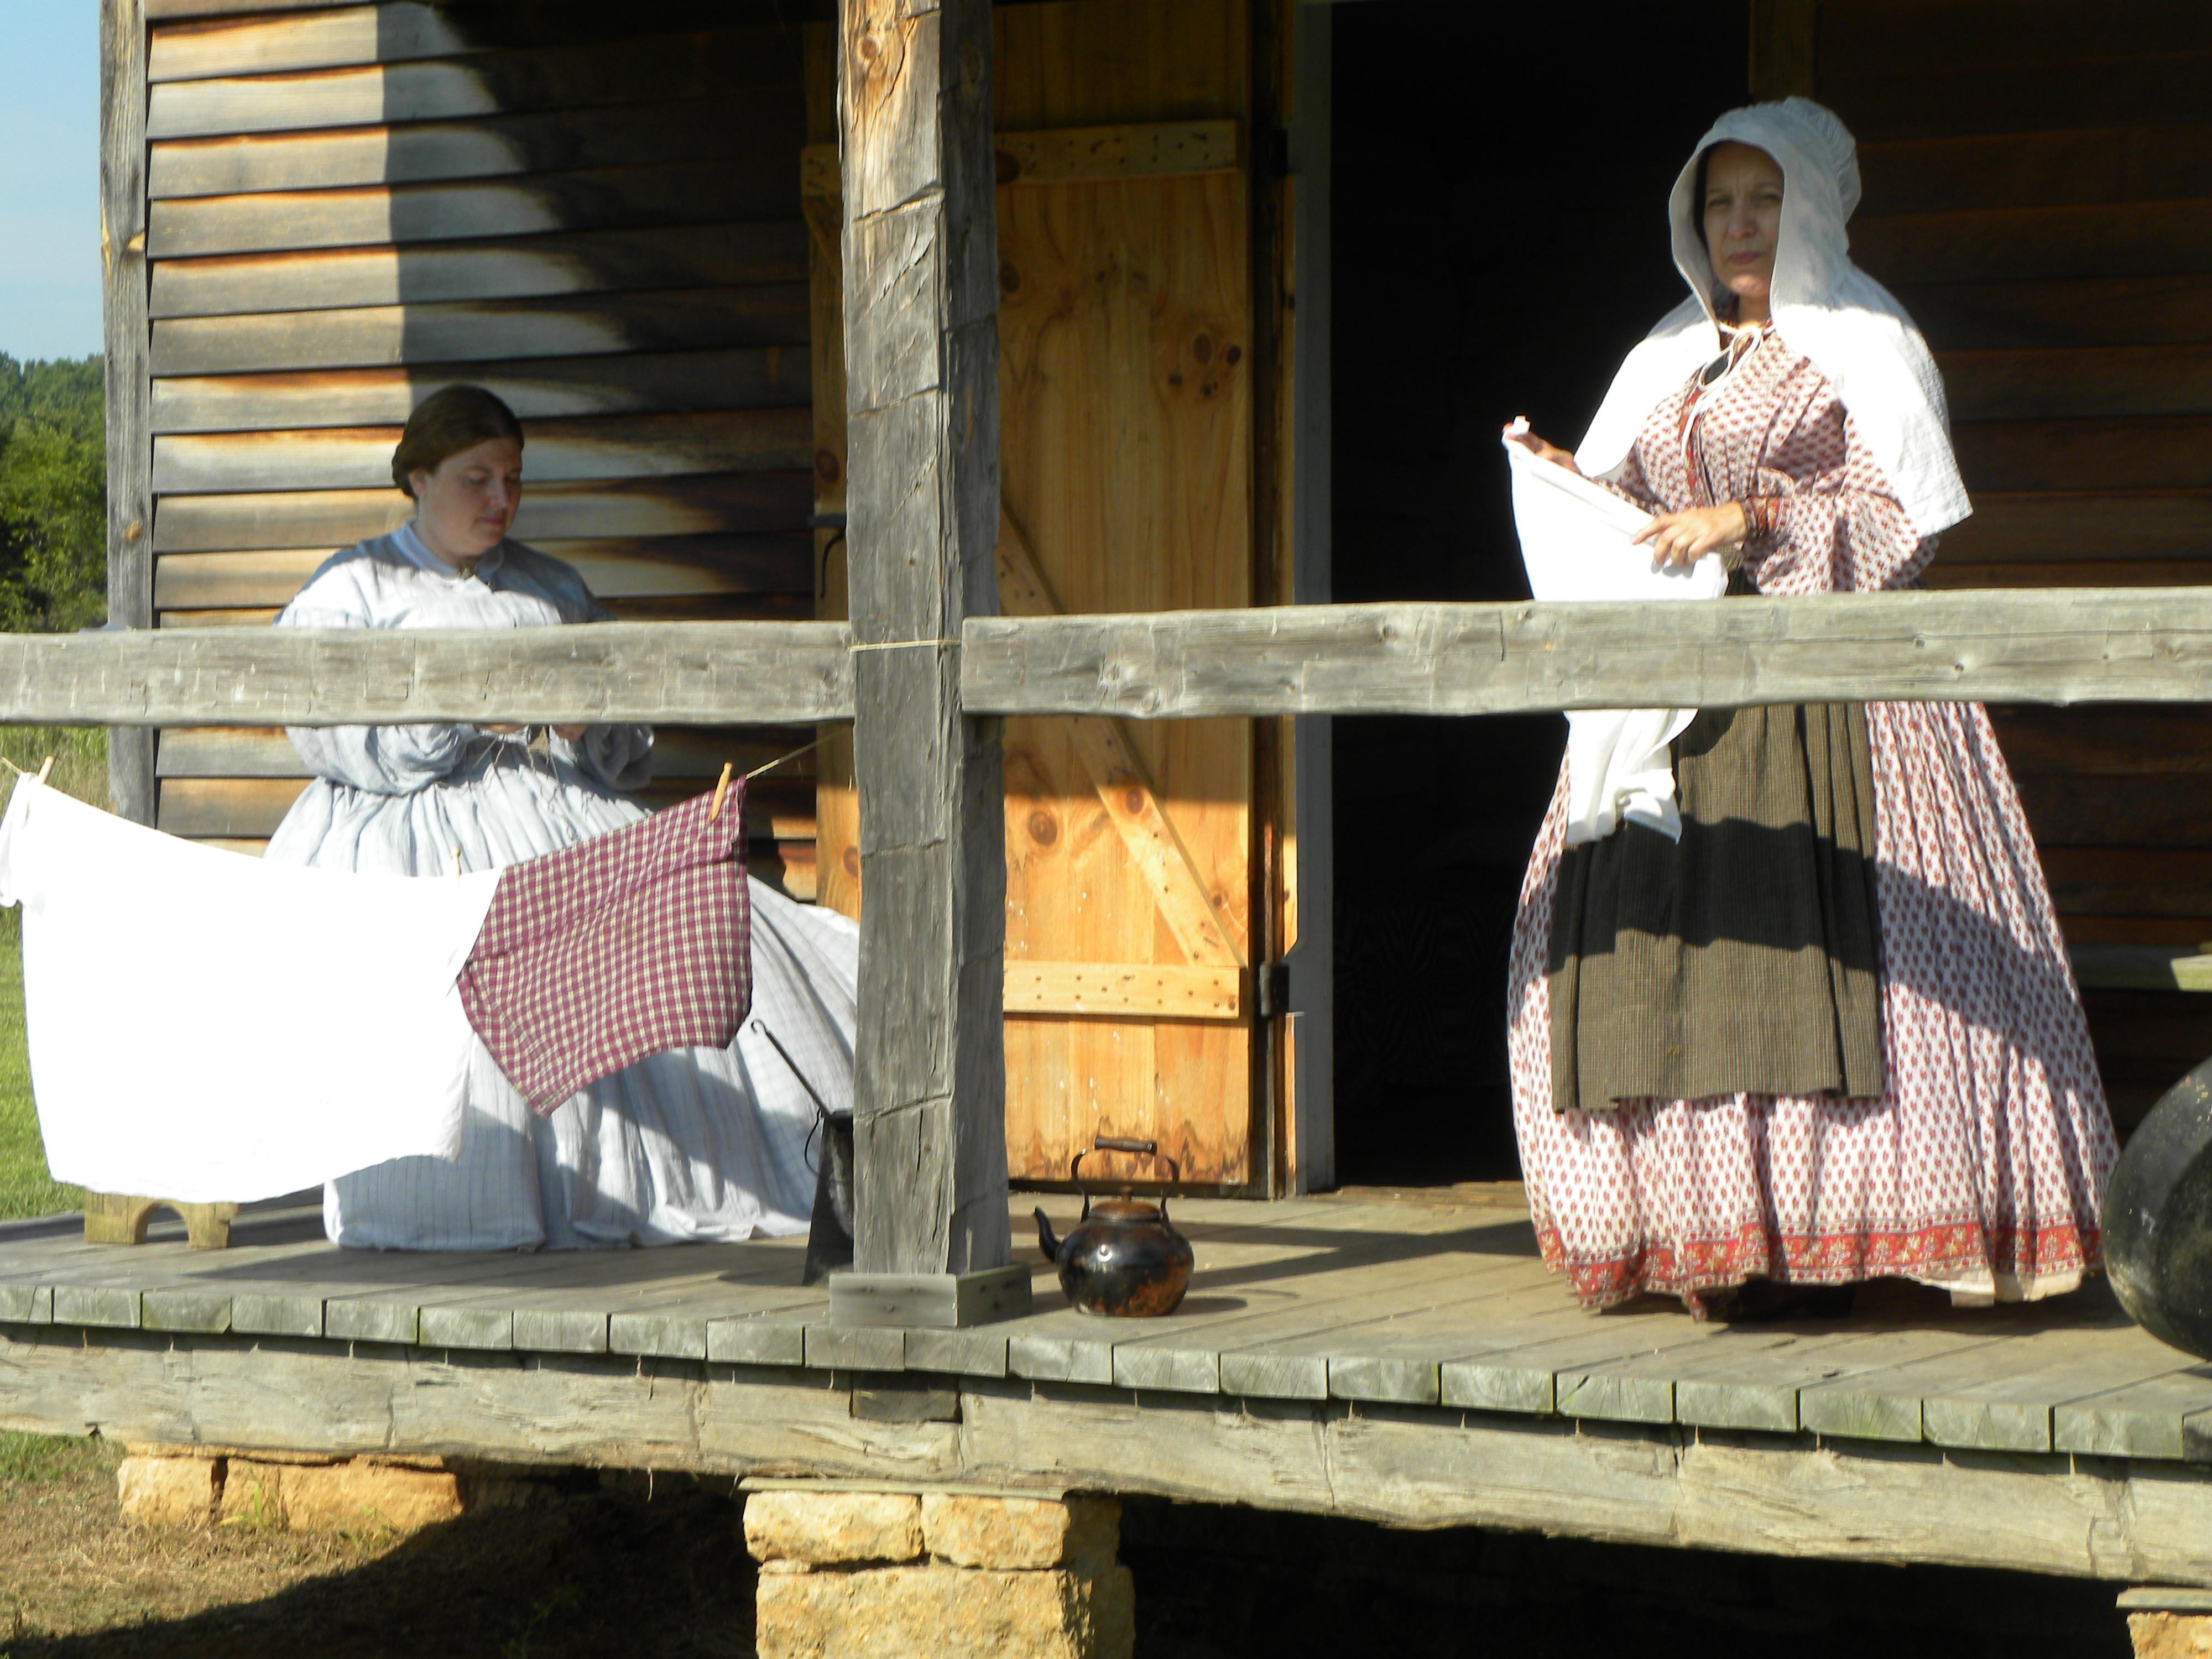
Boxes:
[1328,0,1746,1185]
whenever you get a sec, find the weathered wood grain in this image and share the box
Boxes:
[153,472,810,552]
[148,161,794,260]
[1942,345,2212,422]
[1943,493,2212,566]
[103,0,158,826]
[1956,416,2212,493]
[152,285,810,376]
[0,622,853,727]
[148,99,786,199]
[1855,121,2212,216]
[1004,962,1241,1020]
[842,0,1012,1280]
[1856,200,2212,286]
[960,592,2212,719]
[149,347,809,434]
[154,535,811,609]
[3,1322,2208,1584]
[997,510,1247,969]
[30,588,2212,731]
[801,118,1238,200]
[145,30,792,140]
[1891,275,2212,352]
[150,409,813,494]
[148,2,483,82]
[151,223,808,321]
[147,0,370,17]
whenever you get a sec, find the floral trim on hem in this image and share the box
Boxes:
[1531,1219,2104,1312]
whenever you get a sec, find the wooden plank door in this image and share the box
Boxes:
[810,0,1282,1189]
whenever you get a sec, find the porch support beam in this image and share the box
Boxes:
[100,0,155,823]
[836,0,1017,1294]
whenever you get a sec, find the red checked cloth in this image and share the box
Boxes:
[460,786,751,1114]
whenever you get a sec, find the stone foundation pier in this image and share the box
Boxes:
[744,1484,1133,1659]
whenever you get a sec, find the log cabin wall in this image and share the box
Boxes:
[1808,0,2212,1128]
[128,0,823,895]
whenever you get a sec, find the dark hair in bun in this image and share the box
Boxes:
[390,385,524,498]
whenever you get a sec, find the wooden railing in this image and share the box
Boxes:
[19,588,2212,728]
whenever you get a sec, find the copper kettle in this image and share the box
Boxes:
[1033,1136,1194,1317]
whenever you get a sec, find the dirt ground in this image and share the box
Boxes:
[0,1433,757,1657]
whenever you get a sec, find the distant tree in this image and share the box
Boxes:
[0,355,106,633]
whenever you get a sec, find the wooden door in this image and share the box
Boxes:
[811,0,1285,1189]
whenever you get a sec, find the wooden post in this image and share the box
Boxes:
[100,0,155,826]
[830,0,1025,1327]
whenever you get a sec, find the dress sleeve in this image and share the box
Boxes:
[274,573,478,796]
[1740,393,1933,596]
[528,554,656,792]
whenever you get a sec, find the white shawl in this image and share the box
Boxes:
[1574,97,1970,539]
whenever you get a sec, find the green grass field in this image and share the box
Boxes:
[0,726,106,1222]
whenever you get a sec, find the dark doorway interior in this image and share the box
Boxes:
[1328,2,1746,1186]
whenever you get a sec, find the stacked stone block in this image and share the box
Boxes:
[746,1488,1133,1659]
[114,1443,535,1532]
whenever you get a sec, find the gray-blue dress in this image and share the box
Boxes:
[265,521,857,1249]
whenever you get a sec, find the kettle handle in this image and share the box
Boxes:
[1068,1135,1182,1221]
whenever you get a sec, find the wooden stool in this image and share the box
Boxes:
[83,1192,239,1250]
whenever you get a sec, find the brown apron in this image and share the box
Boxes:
[1546,695,1886,1114]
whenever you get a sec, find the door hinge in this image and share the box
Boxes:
[1255,961,1292,1022]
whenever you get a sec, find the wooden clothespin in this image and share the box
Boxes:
[34,757,53,784]
[708,760,735,822]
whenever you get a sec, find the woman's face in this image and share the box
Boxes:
[409,435,523,564]
[1702,141,1784,318]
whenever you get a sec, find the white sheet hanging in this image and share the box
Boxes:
[0,778,499,1203]
[1504,431,1728,845]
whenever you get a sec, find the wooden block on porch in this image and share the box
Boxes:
[83,1192,240,1251]
[828,1267,1033,1331]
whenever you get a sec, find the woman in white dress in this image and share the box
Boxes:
[265,385,859,1250]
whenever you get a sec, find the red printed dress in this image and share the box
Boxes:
[1507,326,2117,1310]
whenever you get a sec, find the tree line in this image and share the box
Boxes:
[0,356,104,634]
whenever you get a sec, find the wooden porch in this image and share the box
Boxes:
[5,1191,2211,1589]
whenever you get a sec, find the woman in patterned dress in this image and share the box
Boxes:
[1503,100,2116,1316]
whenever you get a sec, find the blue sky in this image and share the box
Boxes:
[0,1,102,363]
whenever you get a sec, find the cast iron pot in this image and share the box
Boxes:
[1034,1136,1194,1317]
[2108,1054,2212,1360]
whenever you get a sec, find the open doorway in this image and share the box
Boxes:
[1328,1,1746,1186]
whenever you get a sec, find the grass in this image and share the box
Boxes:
[0,725,104,1224]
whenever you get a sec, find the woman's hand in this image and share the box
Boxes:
[1502,424,1580,474]
[1633,503,1747,568]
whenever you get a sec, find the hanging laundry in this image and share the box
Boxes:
[460,784,754,1114]
[1503,430,1727,844]
[0,778,498,1203]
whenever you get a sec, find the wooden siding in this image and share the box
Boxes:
[1817,0,2212,1124]
[137,0,822,895]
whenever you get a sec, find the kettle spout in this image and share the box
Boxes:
[1033,1206,1061,1262]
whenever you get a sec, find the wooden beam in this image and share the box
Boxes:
[102,0,156,826]
[1004,962,1243,1021]
[0,623,854,727]
[17,585,2212,729]
[958,591,2212,719]
[838,0,1016,1287]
